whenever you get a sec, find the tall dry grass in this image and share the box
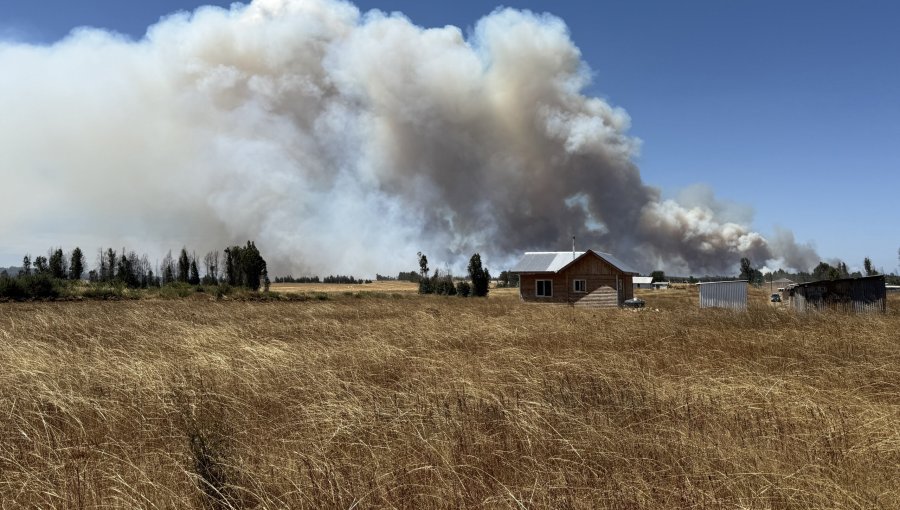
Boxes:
[0,289,898,508]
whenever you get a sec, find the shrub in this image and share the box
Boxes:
[0,274,62,300]
[456,281,471,297]
[434,276,457,296]
[0,275,25,300]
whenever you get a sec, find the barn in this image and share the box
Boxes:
[786,275,886,313]
[698,280,748,310]
[510,250,639,307]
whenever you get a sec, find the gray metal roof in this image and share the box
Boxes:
[510,250,639,275]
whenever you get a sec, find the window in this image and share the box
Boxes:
[536,280,552,297]
[573,279,586,293]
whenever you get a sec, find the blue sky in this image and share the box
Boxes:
[3,1,899,274]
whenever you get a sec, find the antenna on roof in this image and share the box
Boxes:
[572,236,576,260]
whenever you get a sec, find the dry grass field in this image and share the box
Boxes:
[270,281,422,295]
[1,288,898,508]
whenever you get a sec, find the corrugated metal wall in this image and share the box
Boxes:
[788,276,886,313]
[699,281,748,310]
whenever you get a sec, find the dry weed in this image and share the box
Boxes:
[0,289,897,508]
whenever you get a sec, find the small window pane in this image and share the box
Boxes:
[536,280,552,297]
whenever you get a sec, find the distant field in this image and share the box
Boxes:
[271,280,420,294]
[1,289,898,508]
[271,280,522,297]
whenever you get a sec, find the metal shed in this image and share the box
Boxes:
[633,276,653,289]
[786,275,886,313]
[698,280,748,310]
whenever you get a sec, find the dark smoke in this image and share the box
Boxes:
[0,0,816,275]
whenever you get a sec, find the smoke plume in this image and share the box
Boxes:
[0,0,816,275]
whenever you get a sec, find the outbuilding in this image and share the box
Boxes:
[633,276,653,289]
[698,280,748,310]
[786,275,886,313]
[511,250,639,307]
[769,277,795,291]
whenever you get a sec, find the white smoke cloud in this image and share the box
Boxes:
[0,0,816,276]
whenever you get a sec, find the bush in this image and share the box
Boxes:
[434,276,457,296]
[0,274,62,300]
[0,275,25,300]
[456,281,471,297]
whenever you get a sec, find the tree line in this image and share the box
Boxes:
[1,241,269,300]
[415,252,490,297]
[737,256,894,286]
[375,272,421,282]
[274,275,373,284]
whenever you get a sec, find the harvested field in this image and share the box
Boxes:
[1,289,898,508]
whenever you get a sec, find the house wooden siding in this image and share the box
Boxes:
[518,254,634,306]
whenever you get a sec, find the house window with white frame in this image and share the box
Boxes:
[573,279,586,293]
[536,279,552,297]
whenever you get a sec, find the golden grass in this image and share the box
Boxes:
[271,281,420,294]
[1,290,898,508]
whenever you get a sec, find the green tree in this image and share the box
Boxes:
[863,257,878,276]
[34,255,49,274]
[417,252,432,294]
[106,248,117,282]
[812,261,842,281]
[650,270,666,283]
[161,250,176,285]
[223,242,268,290]
[189,259,201,285]
[69,247,85,281]
[177,248,190,283]
[224,248,237,286]
[48,248,67,279]
[22,255,31,276]
[739,258,754,281]
[838,261,850,278]
[468,253,490,297]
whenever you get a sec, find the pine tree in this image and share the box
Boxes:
[106,248,117,282]
[189,259,201,285]
[22,255,31,276]
[468,253,490,297]
[48,248,67,279]
[177,248,190,283]
[161,250,176,285]
[417,252,432,294]
[69,247,85,280]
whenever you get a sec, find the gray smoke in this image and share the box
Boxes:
[0,0,816,275]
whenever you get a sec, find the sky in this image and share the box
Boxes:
[1,0,898,275]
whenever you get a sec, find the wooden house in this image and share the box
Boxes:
[510,250,639,307]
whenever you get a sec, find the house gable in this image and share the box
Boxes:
[513,249,635,306]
